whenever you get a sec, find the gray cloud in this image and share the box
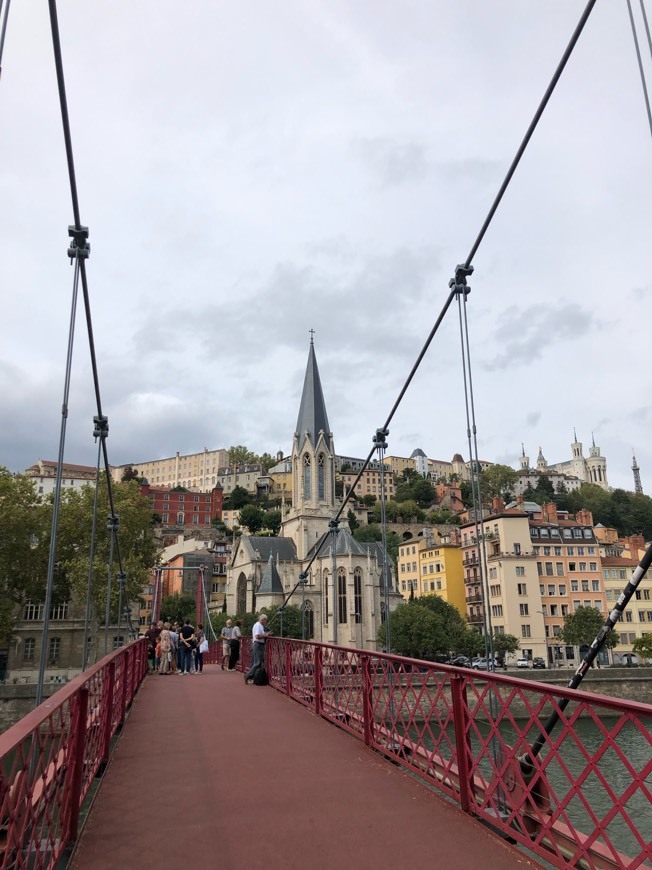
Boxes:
[483,303,597,371]
[526,412,541,427]
[352,138,429,187]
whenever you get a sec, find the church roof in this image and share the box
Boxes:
[240,535,297,563]
[258,553,284,594]
[306,528,385,561]
[410,448,426,458]
[295,339,330,451]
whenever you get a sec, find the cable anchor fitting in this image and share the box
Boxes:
[373,427,389,452]
[93,414,109,440]
[298,572,308,586]
[67,225,90,262]
[117,571,127,587]
[328,517,339,532]
[449,263,473,297]
[107,513,120,532]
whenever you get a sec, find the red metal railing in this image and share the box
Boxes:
[265,638,652,870]
[0,637,148,869]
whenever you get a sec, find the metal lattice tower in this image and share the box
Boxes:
[632,449,643,494]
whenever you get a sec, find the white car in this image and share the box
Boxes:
[516,658,531,668]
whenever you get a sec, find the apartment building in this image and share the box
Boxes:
[25,460,97,497]
[140,483,223,528]
[461,500,546,661]
[602,553,652,663]
[397,533,465,614]
[530,503,605,666]
[341,468,395,501]
[112,448,230,491]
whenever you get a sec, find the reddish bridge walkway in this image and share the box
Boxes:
[70,665,540,870]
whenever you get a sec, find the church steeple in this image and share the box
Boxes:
[295,333,331,453]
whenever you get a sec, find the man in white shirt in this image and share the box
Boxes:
[244,614,272,684]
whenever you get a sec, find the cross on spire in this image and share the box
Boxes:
[309,328,315,344]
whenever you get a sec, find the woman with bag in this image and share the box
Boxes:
[227,620,242,672]
[195,623,207,674]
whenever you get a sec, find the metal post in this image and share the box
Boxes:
[82,422,105,671]
[116,571,126,648]
[103,514,119,655]
[329,520,339,645]
[300,573,307,640]
[62,686,88,845]
[374,428,391,653]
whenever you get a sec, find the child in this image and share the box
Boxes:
[155,639,162,673]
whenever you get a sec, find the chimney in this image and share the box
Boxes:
[576,508,594,527]
[542,502,558,523]
[492,496,505,513]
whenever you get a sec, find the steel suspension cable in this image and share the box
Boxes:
[81,435,102,671]
[47,0,128,589]
[626,0,652,138]
[640,0,652,58]
[261,0,599,626]
[35,257,81,708]
[0,0,11,79]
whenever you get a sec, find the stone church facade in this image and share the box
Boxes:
[225,338,400,649]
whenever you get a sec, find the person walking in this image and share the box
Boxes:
[179,619,195,674]
[220,619,233,670]
[159,623,172,675]
[195,623,206,674]
[227,620,242,671]
[244,614,271,684]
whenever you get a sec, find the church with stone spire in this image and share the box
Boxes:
[516,431,609,494]
[225,337,400,649]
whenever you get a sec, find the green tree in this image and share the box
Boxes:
[340,463,352,473]
[262,508,282,535]
[258,452,275,472]
[378,595,471,660]
[347,509,360,533]
[160,592,197,624]
[0,470,50,641]
[228,445,258,466]
[121,465,140,482]
[353,524,381,543]
[480,464,518,501]
[491,632,520,660]
[238,504,264,534]
[632,634,652,662]
[262,604,304,638]
[223,485,250,510]
[54,477,158,627]
[459,481,474,508]
[533,474,555,503]
[559,606,619,653]
[361,494,377,507]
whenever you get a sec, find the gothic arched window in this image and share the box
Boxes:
[318,453,325,500]
[323,569,329,625]
[303,454,311,501]
[354,569,362,624]
[302,600,315,639]
[337,568,347,624]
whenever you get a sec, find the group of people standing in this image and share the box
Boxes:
[219,619,243,671]
[145,620,208,675]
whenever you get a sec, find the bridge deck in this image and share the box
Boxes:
[70,665,540,870]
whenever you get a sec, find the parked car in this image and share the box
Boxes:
[532,657,546,669]
[472,657,499,670]
[516,658,531,668]
[449,655,472,668]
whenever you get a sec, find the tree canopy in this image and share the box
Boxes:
[559,606,619,650]
[160,592,196,625]
[480,464,518,502]
[378,595,472,660]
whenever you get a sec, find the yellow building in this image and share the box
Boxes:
[397,534,465,617]
[419,543,466,617]
[383,455,413,476]
[270,469,293,499]
[602,554,652,664]
[341,468,395,501]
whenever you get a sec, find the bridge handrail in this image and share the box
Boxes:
[263,637,652,870]
[0,636,148,868]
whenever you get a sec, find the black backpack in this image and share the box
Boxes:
[252,665,269,686]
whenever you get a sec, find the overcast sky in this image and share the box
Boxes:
[1,1,651,491]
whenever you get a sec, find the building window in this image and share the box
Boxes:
[318,454,325,501]
[354,571,362,624]
[23,603,44,621]
[519,603,529,616]
[162,514,168,523]
[336,571,348,624]
[521,625,531,638]
[303,454,312,501]
[24,638,36,661]
[48,637,61,664]
[491,605,503,617]
[50,604,68,620]
[517,583,527,595]
[178,513,184,524]
[516,566,525,576]
[112,637,124,650]
[556,563,564,576]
